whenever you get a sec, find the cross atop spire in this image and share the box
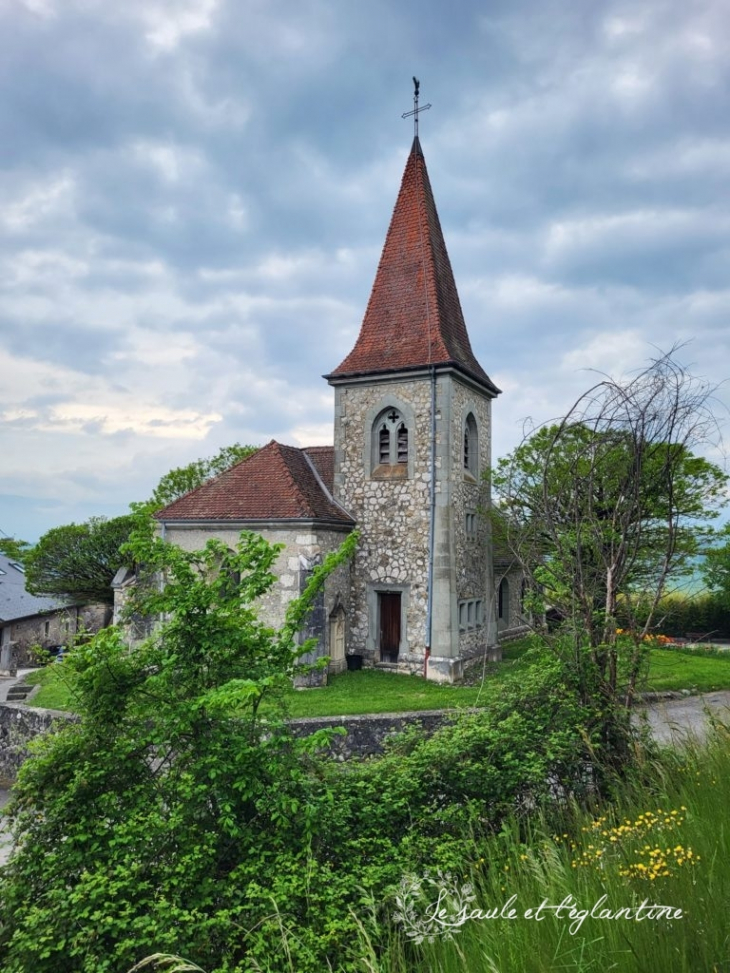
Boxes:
[401,76,431,138]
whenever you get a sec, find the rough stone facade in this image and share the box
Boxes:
[331,370,499,679]
[449,376,498,660]
[494,558,530,639]
[333,377,431,670]
[158,524,352,682]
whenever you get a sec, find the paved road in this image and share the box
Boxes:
[637,690,730,745]
[0,690,728,867]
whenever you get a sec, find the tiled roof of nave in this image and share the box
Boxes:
[156,441,352,525]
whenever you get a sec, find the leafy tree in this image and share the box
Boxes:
[24,515,134,605]
[149,443,257,510]
[22,445,258,608]
[702,523,730,608]
[493,351,727,715]
[0,519,357,973]
[0,537,32,564]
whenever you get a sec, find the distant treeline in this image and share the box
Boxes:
[620,593,730,640]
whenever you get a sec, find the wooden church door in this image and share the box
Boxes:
[378,592,401,663]
[329,608,346,669]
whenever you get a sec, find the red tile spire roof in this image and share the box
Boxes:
[155,441,353,525]
[327,137,499,395]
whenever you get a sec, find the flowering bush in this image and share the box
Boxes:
[558,806,700,882]
[615,629,675,645]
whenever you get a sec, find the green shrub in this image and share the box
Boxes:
[0,525,642,973]
[371,727,730,973]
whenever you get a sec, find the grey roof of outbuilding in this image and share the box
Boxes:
[0,553,68,623]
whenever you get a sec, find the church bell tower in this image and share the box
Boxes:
[325,120,501,681]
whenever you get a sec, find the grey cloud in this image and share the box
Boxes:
[0,315,122,374]
[1,0,729,542]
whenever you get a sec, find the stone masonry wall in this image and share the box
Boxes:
[450,378,497,659]
[288,710,457,760]
[0,703,76,785]
[5,604,111,667]
[333,378,432,666]
[161,525,352,673]
[0,702,454,782]
[495,560,529,638]
[333,372,498,673]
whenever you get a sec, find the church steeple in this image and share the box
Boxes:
[327,137,499,396]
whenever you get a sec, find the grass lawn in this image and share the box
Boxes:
[646,645,730,692]
[286,669,485,718]
[23,641,530,716]
[23,666,78,711]
[22,638,730,716]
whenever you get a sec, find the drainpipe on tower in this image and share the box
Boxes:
[425,365,437,678]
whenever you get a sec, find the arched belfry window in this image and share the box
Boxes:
[464,412,479,478]
[372,407,409,478]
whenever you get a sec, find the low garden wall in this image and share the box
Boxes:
[0,703,76,786]
[288,710,455,760]
[0,703,457,783]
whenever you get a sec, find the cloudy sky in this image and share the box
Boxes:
[1,0,729,542]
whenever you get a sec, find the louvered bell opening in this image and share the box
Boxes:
[379,425,390,464]
[397,423,408,465]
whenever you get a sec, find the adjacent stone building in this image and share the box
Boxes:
[150,442,355,683]
[149,136,527,682]
[0,553,110,671]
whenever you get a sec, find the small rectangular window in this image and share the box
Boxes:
[458,599,485,632]
[465,512,478,539]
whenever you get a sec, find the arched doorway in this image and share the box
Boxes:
[329,605,346,672]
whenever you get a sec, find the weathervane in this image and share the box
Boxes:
[402,77,431,137]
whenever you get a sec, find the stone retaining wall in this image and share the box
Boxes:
[0,704,76,786]
[0,693,691,784]
[0,703,456,782]
[288,709,456,760]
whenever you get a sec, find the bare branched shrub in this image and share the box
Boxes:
[493,348,727,706]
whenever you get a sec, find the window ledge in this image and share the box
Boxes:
[372,464,408,480]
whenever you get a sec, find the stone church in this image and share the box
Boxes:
[149,136,526,682]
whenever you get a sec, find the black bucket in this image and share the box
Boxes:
[346,654,363,671]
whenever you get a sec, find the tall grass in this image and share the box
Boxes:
[367,725,730,973]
